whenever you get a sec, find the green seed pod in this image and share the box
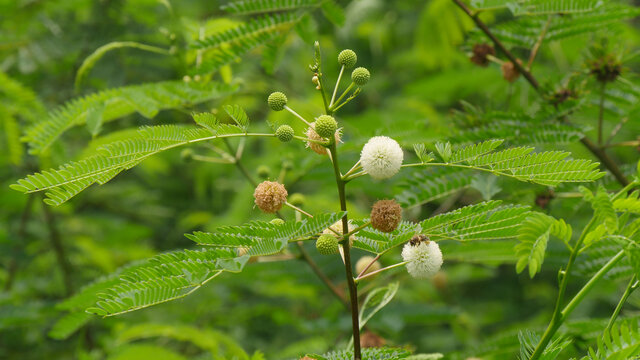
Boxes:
[270,218,285,226]
[276,124,294,142]
[314,115,338,138]
[268,92,287,111]
[351,67,370,86]
[316,234,339,255]
[338,49,357,69]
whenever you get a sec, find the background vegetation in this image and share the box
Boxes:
[1,0,640,359]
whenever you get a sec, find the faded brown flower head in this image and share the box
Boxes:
[355,256,382,276]
[253,181,288,213]
[306,121,341,155]
[501,59,522,83]
[470,43,495,67]
[370,199,402,233]
[360,331,386,348]
[587,54,622,83]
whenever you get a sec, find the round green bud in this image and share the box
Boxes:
[314,115,338,138]
[338,49,357,69]
[316,234,339,255]
[288,193,305,206]
[180,148,194,162]
[276,124,294,142]
[351,67,370,86]
[270,218,285,226]
[256,165,271,179]
[268,92,287,111]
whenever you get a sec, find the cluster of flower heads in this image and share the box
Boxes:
[250,46,441,280]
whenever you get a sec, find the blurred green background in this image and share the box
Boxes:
[1,0,640,359]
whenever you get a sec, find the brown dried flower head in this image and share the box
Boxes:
[253,181,288,213]
[587,54,622,83]
[501,59,522,83]
[370,199,402,233]
[470,43,495,67]
[306,121,341,155]
[360,331,386,348]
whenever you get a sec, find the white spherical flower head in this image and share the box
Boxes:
[360,136,403,180]
[401,240,443,279]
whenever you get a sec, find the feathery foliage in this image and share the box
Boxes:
[305,347,412,360]
[12,115,252,205]
[23,80,237,154]
[395,167,473,208]
[413,139,604,186]
[420,200,531,242]
[582,321,640,359]
[221,0,320,15]
[515,213,572,278]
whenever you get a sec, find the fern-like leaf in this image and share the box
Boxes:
[515,213,571,278]
[12,122,251,205]
[414,140,604,186]
[420,200,531,242]
[86,248,248,316]
[306,347,411,360]
[221,0,319,15]
[192,13,299,50]
[23,80,237,153]
[395,167,473,208]
[187,212,346,255]
[582,321,640,359]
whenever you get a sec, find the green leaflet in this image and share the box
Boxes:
[23,80,238,154]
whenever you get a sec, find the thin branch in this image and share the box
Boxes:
[451,0,540,90]
[330,65,345,108]
[355,262,408,283]
[527,15,552,70]
[41,198,73,296]
[604,275,639,334]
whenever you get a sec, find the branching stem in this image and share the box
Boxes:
[604,275,639,334]
[330,65,345,108]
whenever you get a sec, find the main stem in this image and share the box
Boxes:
[329,142,361,359]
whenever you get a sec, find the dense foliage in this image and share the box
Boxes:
[2,0,640,359]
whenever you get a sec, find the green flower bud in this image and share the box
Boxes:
[338,49,357,69]
[288,193,305,206]
[256,165,271,179]
[276,124,294,142]
[316,234,339,255]
[352,67,370,86]
[181,148,194,162]
[314,115,338,138]
[270,218,285,226]
[268,92,287,111]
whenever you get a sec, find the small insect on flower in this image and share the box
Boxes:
[268,92,287,111]
[276,124,294,142]
[314,115,338,138]
[401,235,443,279]
[338,49,357,69]
[370,199,402,233]
[316,234,339,255]
[253,181,288,213]
[351,67,370,86]
[360,136,404,180]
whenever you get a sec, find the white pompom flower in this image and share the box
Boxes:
[401,240,443,279]
[360,136,403,180]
